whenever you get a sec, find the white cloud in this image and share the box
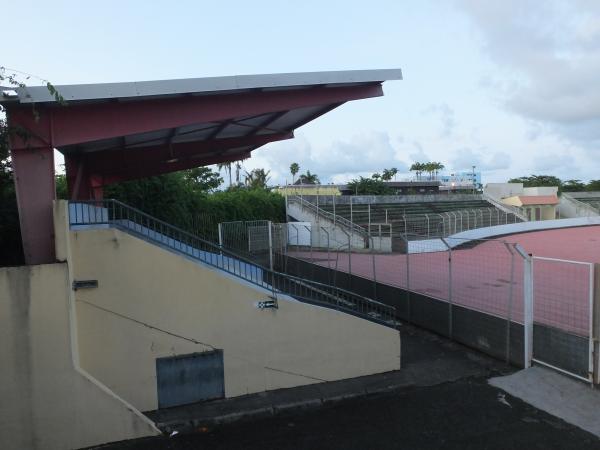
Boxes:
[422,103,457,138]
[450,147,511,172]
[246,131,410,185]
[457,0,600,149]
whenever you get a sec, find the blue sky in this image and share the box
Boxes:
[3,0,599,185]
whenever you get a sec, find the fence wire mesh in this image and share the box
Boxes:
[531,257,594,380]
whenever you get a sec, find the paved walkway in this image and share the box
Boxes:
[86,326,600,450]
[490,366,600,438]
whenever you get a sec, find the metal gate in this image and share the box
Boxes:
[532,256,594,382]
[156,350,225,409]
[219,220,289,270]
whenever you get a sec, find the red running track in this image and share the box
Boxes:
[291,225,600,336]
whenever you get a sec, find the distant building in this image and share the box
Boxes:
[338,180,440,195]
[275,184,342,196]
[439,170,481,191]
[276,180,441,196]
[484,183,559,221]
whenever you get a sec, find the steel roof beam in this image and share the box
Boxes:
[7,84,383,150]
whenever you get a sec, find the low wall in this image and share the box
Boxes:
[448,216,600,245]
[559,194,599,218]
[0,264,159,450]
[69,227,401,412]
[283,257,525,367]
[306,193,482,205]
[284,256,595,377]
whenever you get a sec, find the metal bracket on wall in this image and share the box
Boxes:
[72,280,99,291]
[256,296,278,309]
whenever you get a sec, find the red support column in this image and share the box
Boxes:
[11,147,56,265]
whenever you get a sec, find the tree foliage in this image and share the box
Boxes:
[381,167,398,181]
[410,161,444,180]
[298,170,320,185]
[289,162,299,184]
[507,175,600,194]
[244,168,270,189]
[346,176,393,195]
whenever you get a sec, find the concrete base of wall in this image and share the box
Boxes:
[0,264,159,450]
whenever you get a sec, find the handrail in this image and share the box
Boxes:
[68,199,396,327]
[482,193,528,221]
[561,193,600,216]
[288,195,368,237]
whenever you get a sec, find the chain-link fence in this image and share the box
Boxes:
[531,257,594,381]
[290,195,523,241]
[218,220,289,271]
[282,223,598,376]
[217,214,598,378]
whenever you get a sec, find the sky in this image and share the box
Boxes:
[2,0,599,186]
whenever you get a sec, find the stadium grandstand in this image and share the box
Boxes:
[566,192,600,213]
[286,193,524,242]
[0,69,404,450]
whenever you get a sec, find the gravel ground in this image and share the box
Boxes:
[93,376,600,450]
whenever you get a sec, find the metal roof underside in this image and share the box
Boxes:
[60,104,337,156]
[3,69,402,176]
[39,69,402,157]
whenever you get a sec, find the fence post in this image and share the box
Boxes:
[268,221,274,271]
[441,238,453,338]
[321,226,331,285]
[369,235,378,301]
[332,195,336,226]
[515,244,533,368]
[504,242,516,364]
[218,222,223,248]
[593,264,600,384]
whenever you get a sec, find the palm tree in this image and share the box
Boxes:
[410,162,424,180]
[382,167,398,181]
[234,158,247,187]
[244,168,270,189]
[298,170,320,185]
[217,162,232,187]
[433,162,445,180]
[290,162,300,185]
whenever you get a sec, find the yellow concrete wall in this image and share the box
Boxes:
[276,185,341,196]
[542,205,557,220]
[69,227,400,412]
[501,195,522,207]
[0,264,159,450]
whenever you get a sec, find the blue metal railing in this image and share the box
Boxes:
[68,200,397,327]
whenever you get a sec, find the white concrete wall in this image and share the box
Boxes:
[446,216,600,247]
[68,226,400,412]
[559,194,600,218]
[484,183,523,200]
[523,186,558,196]
[287,202,366,249]
[0,264,159,450]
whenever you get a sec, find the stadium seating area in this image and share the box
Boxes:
[315,199,522,238]
[320,199,499,224]
[575,196,600,212]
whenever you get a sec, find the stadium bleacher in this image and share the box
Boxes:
[313,198,522,239]
[319,199,492,224]
[574,196,600,211]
